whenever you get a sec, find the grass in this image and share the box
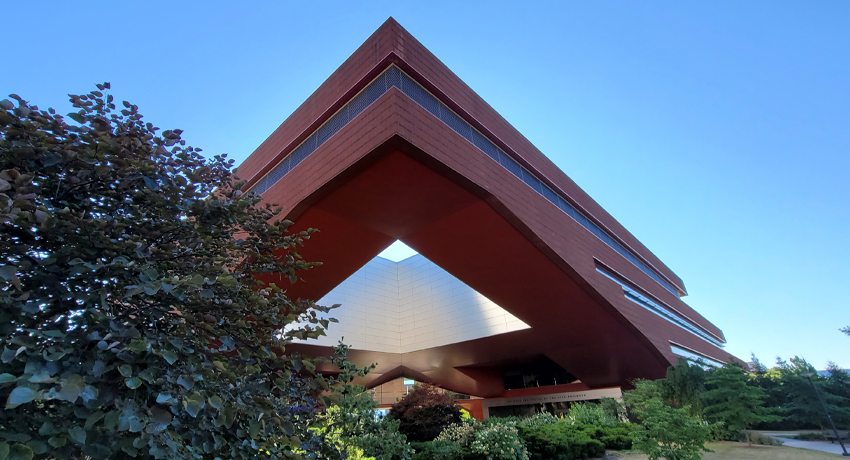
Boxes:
[612,441,843,459]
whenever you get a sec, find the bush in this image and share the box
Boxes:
[469,422,528,460]
[519,423,605,460]
[314,382,412,460]
[410,441,463,460]
[567,402,618,427]
[629,400,712,460]
[749,432,783,445]
[389,383,462,442]
[795,432,827,440]
[436,419,479,446]
[0,86,348,458]
[357,419,413,460]
[514,412,561,429]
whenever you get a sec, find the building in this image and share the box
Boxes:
[237,18,739,419]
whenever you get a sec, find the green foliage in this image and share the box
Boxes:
[777,357,850,430]
[841,326,849,337]
[313,379,412,460]
[389,383,462,442]
[600,397,628,422]
[623,379,664,421]
[436,419,528,460]
[565,402,618,427]
[518,423,605,460]
[513,412,561,430]
[436,419,479,447]
[661,359,707,416]
[468,422,528,460]
[410,440,463,460]
[0,86,349,458]
[628,398,713,460]
[702,362,781,444]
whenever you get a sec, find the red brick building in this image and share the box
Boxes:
[237,18,738,419]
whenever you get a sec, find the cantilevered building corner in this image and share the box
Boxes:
[238,18,739,418]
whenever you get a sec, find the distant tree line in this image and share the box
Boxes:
[653,356,850,434]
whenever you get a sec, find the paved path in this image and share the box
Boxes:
[763,433,850,456]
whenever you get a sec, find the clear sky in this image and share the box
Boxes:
[2,1,848,368]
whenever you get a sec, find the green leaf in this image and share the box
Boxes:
[27,371,52,384]
[208,395,223,410]
[0,99,14,110]
[68,426,86,445]
[176,375,194,390]
[5,443,33,460]
[213,361,226,371]
[46,437,65,448]
[118,364,132,377]
[184,399,202,418]
[58,375,85,403]
[38,422,56,437]
[103,411,119,431]
[150,407,172,424]
[67,112,85,124]
[85,411,105,430]
[125,377,142,389]
[24,441,46,456]
[0,443,7,459]
[248,421,260,439]
[161,350,178,365]
[0,374,17,385]
[6,387,37,409]
[199,289,214,298]
[0,348,15,364]
[128,416,144,433]
[0,265,16,281]
[143,176,159,191]
[281,421,295,436]
[143,268,160,280]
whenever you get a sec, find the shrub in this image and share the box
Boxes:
[629,399,712,460]
[389,383,462,442]
[795,432,827,440]
[519,423,605,460]
[314,382,412,460]
[567,402,618,427]
[514,412,561,429]
[584,423,636,450]
[0,86,348,458]
[436,419,479,446]
[469,422,529,460]
[410,440,463,460]
[749,432,783,445]
[357,419,413,460]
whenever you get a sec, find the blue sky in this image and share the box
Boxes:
[2,1,848,368]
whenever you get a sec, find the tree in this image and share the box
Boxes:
[628,398,713,460]
[0,86,348,458]
[778,357,850,431]
[661,358,707,416]
[622,379,664,423]
[388,383,461,442]
[842,326,850,337]
[702,362,780,445]
[747,354,786,430]
[313,361,412,460]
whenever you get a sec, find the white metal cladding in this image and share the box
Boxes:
[300,253,530,353]
[247,65,684,298]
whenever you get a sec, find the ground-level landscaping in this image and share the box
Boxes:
[615,441,843,459]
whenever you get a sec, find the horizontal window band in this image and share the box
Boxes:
[596,266,725,348]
